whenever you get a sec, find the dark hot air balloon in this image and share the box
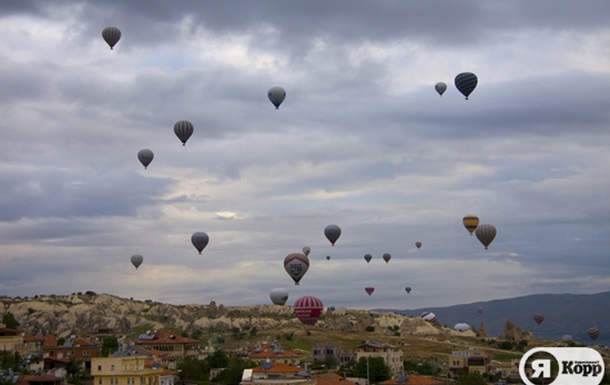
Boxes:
[130,254,143,269]
[102,26,121,50]
[415,241,422,249]
[588,327,600,341]
[405,287,412,294]
[267,86,286,109]
[293,296,323,325]
[435,82,447,96]
[533,313,544,325]
[364,254,372,263]
[174,120,194,146]
[365,287,375,296]
[137,149,154,169]
[191,232,209,254]
[454,72,478,100]
[382,253,391,263]
[475,224,496,250]
[324,224,341,246]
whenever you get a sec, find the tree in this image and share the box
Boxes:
[456,371,487,385]
[101,336,119,357]
[207,349,230,369]
[212,356,256,385]
[353,357,391,383]
[178,356,210,384]
[2,312,19,329]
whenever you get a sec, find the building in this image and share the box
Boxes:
[91,355,166,385]
[380,374,443,385]
[354,341,404,375]
[14,374,63,385]
[247,342,302,365]
[0,326,25,356]
[134,331,200,360]
[311,343,355,366]
[240,360,313,385]
[448,350,490,376]
[42,335,101,372]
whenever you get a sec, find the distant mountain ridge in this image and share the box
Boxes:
[374,291,610,346]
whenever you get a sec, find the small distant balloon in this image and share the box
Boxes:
[102,26,121,50]
[267,86,286,109]
[463,214,479,236]
[130,254,143,269]
[587,327,600,341]
[477,306,483,314]
[434,82,447,96]
[382,253,391,263]
[293,296,324,325]
[415,241,422,249]
[302,246,311,257]
[405,287,412,294]
[533,313,544,325]
[364,254,372,263]
[326,255,331,261]
[284,253,310,285]
[324,224,341,246]
[475,224,496,250]
[137,149,154,169]
[453,323,471,332]
[191,232,209,254]
[174,120,194,146]
[365,287,375,296]
[454,72,478,100]
[270,288,289,306]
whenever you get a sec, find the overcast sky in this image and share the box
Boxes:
[1,1,609,312]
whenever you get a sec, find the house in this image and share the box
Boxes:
[23,335,45,359]
[354,341,404,375]
[448,350,490,376]
[311,343,355,366]
[42,335,101,372]
[91,355,166,385]
[315,373,358,385]
[246,342,302,365]
[134,331,200,360]
[240,360,313,385]
[14,374,63,385]
[0,326,25,356]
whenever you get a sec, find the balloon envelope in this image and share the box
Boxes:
[326,255,331,261]
[102,26,121,50]
[130,254,143,269]
[267,86,286,109]
[302,246,311,257]
[293,296,324,325]
[463,214,479,235]
[324,224,341,246]
[475,224,496,249]
[415,241,422,249]
[421,312,437,322]
[477,306,483,314]
[284,253,310,285]
[435,82,447,96]
[365,287,375,296]
[588,327,600,341]
[174,120,194,146]
[137,149,154,169]
[382,253,391,263]
[533,313,544,325]
[364,254,372,263]
[454,72,478,100]
[191,232,209,254]
[454,323,471,332]
[405,287,412,294]
[270,288,289,305]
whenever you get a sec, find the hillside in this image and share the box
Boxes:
[376,292,610,346]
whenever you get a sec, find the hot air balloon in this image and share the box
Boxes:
[302,246,311,257]
[405,287,412,294]
[453,323,471,332]
[454,72,478,100]
[421,312,437,323]
[137,149,154,169]
[191,232,209,254]
[475,224,496,250]
[588,327,600,341]
[130,254,143,269]
[293,296,324,325]
[364,254,372,263]
[267,86,286,109]
[415,241,422,249]
[324,224,341,246]
[382,253,391,263]
[102,26,121,50]
[284,253,310,285]
[174,120,194,146]
[533,313,544,325]
[435,82,447,96]
[477,306,483,315]
[365,287,375,296]
[463,214,479,236]
[270,288,289,306]
[326,255,331,261]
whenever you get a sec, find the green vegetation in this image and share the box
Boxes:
[2,312,19,329]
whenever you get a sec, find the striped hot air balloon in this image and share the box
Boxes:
[174,120,194,146]
[463,214,479,235]
[454,72,478,100]
[588,327,600,341]
[533,313,544,325]
[475,224,497,250]
[293,296,324,325]
[365,287,375,296]
[102,26,121,50]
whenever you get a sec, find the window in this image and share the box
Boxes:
[99,379,102,385]
[98,365,102,371]
[111,364,115,371]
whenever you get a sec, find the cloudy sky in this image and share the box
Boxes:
[1,1,609,311]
